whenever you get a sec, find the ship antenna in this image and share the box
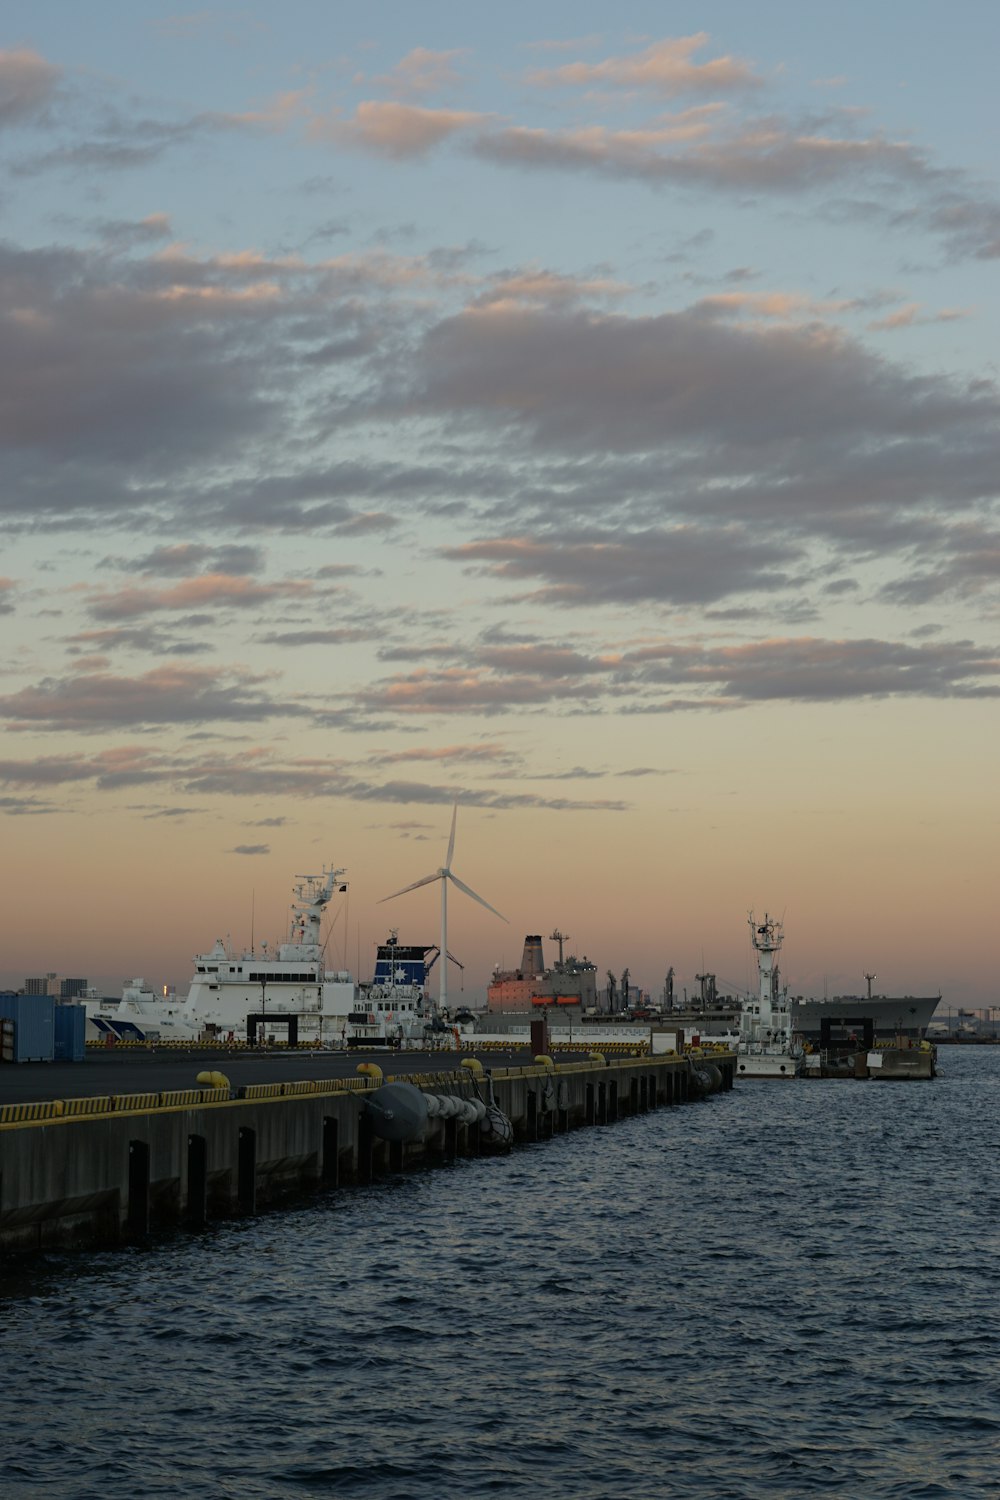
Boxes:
[320,900,346,960]
[250,888,255,958]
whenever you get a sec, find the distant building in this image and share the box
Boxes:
[60,978,89,998]
[24,973,57,996]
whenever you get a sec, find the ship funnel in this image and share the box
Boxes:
[520,934,545,977]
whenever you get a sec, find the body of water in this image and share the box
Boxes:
[3,1045,999,1498]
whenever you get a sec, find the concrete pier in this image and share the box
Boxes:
[0,1051,734,1255]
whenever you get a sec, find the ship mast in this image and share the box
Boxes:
[746,912,791,1040]
[287,867,347,954]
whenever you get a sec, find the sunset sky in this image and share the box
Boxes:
[1,3,997,1010]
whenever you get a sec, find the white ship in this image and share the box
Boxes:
[176,866,370,1045]
[85,873,450,1048]
[736,913,805,1079]
[86,979,198,1042]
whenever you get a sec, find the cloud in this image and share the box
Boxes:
[691,290,853,321]
[867,302,970,331]
[0,48,61,127]
[878,523,1000,603]
[372,48,468,99]
[95,212,173,248]
[401,302,995,461]
[258,628,373,647]
[473,115,931,194]
[230,844,270,855]
[316,101,485,159]
[443,525,797,600]
[372,742,519,766]
[13,117,206,175]
[0,240,285,488]
[217,90,311,133]
[475,266,633,310]
[350,780,628,812]
[623,635,1000,702]
[122,542,266,576]
[357,628,1000,719]
[87,573,314,621]
[0,236,491,527]
[526,34,762,96]
[0,755,97,785]
[64,625,213,657]
[921,192,1000,261]
[0,794,56,815]
[361,666,606,716]
[0,741,626,812]
[0,665,298,732]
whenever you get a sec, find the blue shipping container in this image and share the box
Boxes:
[0,992,55,1063]
[54,1003,86,1062]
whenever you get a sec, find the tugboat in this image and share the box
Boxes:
[736,913,805,1079]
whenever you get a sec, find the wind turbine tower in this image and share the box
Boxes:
[380,805,507,1012]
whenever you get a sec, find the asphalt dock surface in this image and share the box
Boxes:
[0,1046,553,1105]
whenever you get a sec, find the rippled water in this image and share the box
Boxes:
[3,1046,999,1499]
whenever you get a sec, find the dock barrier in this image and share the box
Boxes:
[0,1051,735,1254]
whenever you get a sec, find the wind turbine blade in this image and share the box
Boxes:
[379,871,440,903]
[448,871,508,923]
[445,802,457,870]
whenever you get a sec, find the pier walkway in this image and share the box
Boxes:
[0,1044,609,1105]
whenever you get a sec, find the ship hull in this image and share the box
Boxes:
[791,995,939,1043]
[735,1048,803,1079]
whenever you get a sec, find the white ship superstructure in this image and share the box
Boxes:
[737,913,804,1079]
[179,866,360,1044]
[86,978,199,1042]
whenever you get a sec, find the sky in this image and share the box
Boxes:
[1,2,998,1009]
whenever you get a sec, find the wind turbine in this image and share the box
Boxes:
[380,804,507,1012]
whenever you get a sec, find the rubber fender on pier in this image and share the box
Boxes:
[363,1081,429,1142]
[688,1063,723,1097]
[357,1062,384,1084]
[479,1103,514,1151]
[195,1070,230,1091]
[701,1062,723,1093]
[461,1058,484,1078]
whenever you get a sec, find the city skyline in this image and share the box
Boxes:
[1,4,997,1007]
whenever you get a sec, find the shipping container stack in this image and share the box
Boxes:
[0,996,75,1068]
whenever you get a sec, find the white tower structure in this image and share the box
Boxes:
[380,805,507,1012]
[280,868,346,961]
[743,912,794,1045]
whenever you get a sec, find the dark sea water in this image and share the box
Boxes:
[3,1045,999,1499]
